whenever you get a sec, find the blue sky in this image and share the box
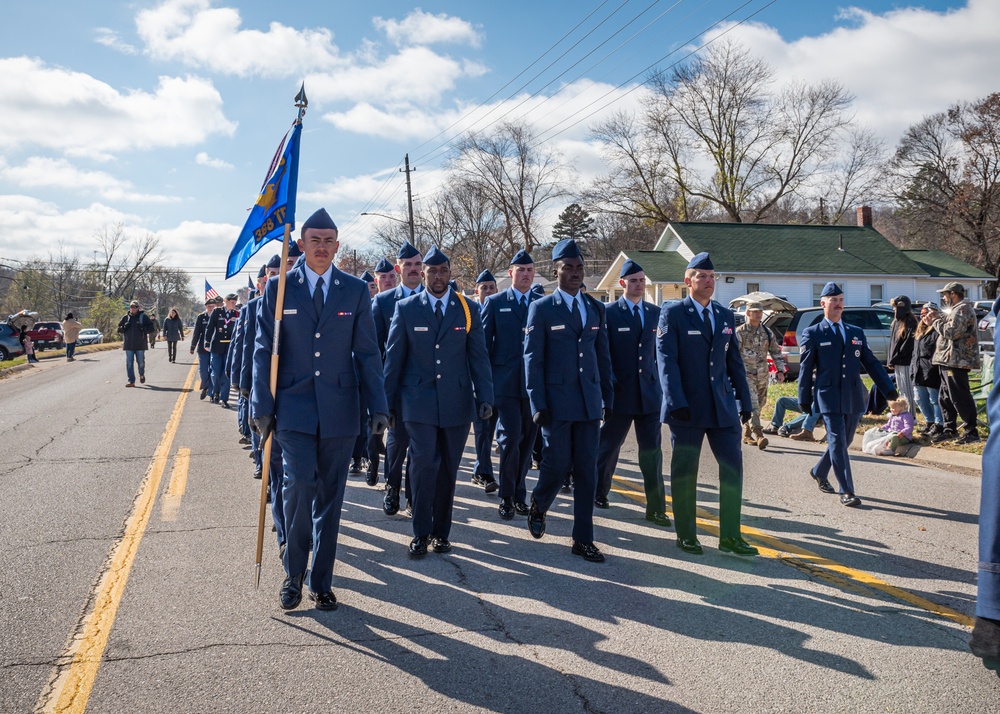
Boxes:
[0,0,992,296]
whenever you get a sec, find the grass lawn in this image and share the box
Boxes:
[1,341,122,373]
[762,376,988,457]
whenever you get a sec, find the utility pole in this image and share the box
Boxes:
[401,153,416,243]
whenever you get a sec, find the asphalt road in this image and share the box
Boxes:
[1,347,998,713]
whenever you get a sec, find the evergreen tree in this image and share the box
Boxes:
[551,203,596,244]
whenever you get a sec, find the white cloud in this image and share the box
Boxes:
[0,157,180,203]
[306,46,487,107]
[373,9,482,48]
[0,57,236,158]
[706,0,1000,144]
[195,151,233,169]
[136,0,341,78]
[94,27,138,54]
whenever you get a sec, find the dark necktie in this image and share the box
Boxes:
[702,306,712,338]
[521,295,527,310]
[434,299,443,326]
[833,322,844,349]
[313,277,325,316]
[633,304,642,331]
[570,298,581,329]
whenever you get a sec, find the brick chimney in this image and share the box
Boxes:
[857,205,872,227]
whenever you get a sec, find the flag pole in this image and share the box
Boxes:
[255,84,307,590]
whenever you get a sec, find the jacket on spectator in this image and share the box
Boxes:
[117,311,152,351]
[932,301,981,370]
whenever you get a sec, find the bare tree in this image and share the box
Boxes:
[94,223,164,300]
[888,92,1000,290]
[449,120,571,252]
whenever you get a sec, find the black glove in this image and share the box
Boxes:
[251,415,274,443]
[388,412,397,429]
[533,409,551,427]
[739,411,752,425]
[670,407,692,422]
[799,402,811,415]
[478,403,493,421]
[886,389,899,401]
[240,387,250,398]
[370,413,390,436]
[602,407,611,422]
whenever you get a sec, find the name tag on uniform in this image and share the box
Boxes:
[414,326,429,332]
[618,327,630,332]
[500,308,512,313]
[687,330,701,335]
[820,341,831,346]
[551,325,565,331]
[283,309,297,315]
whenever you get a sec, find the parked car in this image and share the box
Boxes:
[728,292,797,342]
[775,305,894,380]
[979,312,996,353]
[0,323,26,361]
[77,328,104,345]
[20,320,64,351]
[973,300,994,320]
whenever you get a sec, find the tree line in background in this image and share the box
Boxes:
[0,224,203,337]
[356,39,1000,295]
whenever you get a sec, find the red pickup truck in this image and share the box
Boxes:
[27,321,65,351]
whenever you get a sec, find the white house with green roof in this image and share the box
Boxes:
[596,209,993,307]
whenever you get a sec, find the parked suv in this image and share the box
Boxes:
[0,323,26,361]
[28,321,64,351]
[777,306,894,380]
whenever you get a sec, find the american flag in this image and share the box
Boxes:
[205,279,219,301]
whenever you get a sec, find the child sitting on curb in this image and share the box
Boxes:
[879,397,915,456]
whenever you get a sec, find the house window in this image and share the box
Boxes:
[680,287,688,298]
[870,284,883,306]
[812,283,843,306]
[746,282,760,293]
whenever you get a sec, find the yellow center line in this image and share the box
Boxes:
[160,448,191,522]
[611,475,974,628]
[40,365,197,713]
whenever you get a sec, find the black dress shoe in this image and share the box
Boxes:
[483,475,499,494]
[676,538,703,555]
[409,535,428,557]
[279,573,305,610]
[200,387,208,400]
[840,493,862,507]
[471,473,489,488]
[528,501,546,539]
[309,589,338,611]
[253,467,262,480]
[560,476,573,493]
[810,470,836,494]
[349,458,362,474]
[365,465,379,487]
[404,500,413,518]
[383,486,400,515]
[571,541,605,562]
[645,512,672,527]
[498,498,514,520]
[239,436,251,445]
[513,501,530,515]
[719,536,759,556]
[431,537,452,553]
[594,496,610,509]
[970,617,1000,673]
[221,400,229,409]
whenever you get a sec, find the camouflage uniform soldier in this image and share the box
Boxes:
[735,302,785,449]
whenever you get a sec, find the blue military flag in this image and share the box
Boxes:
[226,121,301,278]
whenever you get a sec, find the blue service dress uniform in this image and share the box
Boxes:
[657,297,752,543]
[372,283,422,500]
[524,290,613,544]
[228,307,250,438]
[482,286,538,506]
[596,297,666,515]
[383,289,494,542]
[252,263,387,594]
[190,310,213,394]
[205,305,238,404]
[469,300,498,482]
[798,319,895,496]
[240,293,285,545]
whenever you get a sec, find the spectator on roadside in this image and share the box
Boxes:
[162,308,184,363]
[19,326,39,363]
[117,300,153,387]
[762,396,823,440]
[930,282,981,444]
[877,397,915,456]
[148,314,160,349]
[888,295,918,412]
[62,313,82,362]
[911,302,944,438]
